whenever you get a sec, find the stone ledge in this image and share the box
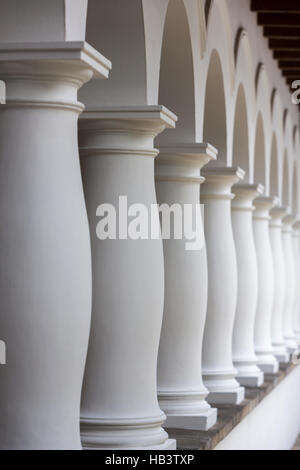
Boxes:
[166,363,298,450]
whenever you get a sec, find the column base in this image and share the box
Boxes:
[273,343,290,363]
[274,351,290,364]
[284,336,298,353]
[255,349,279,374]
[164,408,217,431]
[203,369,245,405]
[81,414,174,450]
[286,345,298,354]
[207,387,245,405]
[237,372,264,387]
[233,358,264,387]
[158,390,217,431]
[82,439,177,451]
[258,361,279,374]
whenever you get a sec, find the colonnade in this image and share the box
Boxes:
[0,0,300,451]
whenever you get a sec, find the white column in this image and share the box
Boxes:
[253,197,279,374]
[79,106,177,450]
[269,207,290,363]
[282,215,298,353]
[292,221,300,345]
[0,43,110,449]
[201,167,245,405]
[155,143,217,431]
[231,184,264,387]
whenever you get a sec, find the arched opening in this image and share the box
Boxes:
[203,50,227,163]
[232,84,249,177]
[293,163,298,215]
[282,151,289,208]
[205,0,213,23]
[270,134,279,198]
[254,113,266,187]
[158,0,195,144]
[83,0,147,107]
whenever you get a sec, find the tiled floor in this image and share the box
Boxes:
[293,435,300,450]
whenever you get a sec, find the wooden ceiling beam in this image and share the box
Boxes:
[274,50,300,59]
[269,38,300,50]
[279,61,300,68]
[252,0,300,12]
[282,70,300,78]
[258,13,300,26]
[264,27,300,38]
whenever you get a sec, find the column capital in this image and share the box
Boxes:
[156,142,217,184]
[232,183,264,212]
[283,213,297,231]
[293,219,300,233]
[0,41,111,79]
[270,205,287,222]
[201,166,245,201]
[0,42,111,113]
[79,105,177,158]
[253,196,277,220]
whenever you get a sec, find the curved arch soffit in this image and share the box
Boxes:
[270,133,280,198]
[254,112,266,188]
[232,83,250,179]
[203,49,227,163]
[158,0,196,144]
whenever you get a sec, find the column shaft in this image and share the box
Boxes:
[282,215,298,353]
[79,106,177,450]
[0,43,110,449]
[269,207,289,363]
[201,167,245,405]
[253,197,279,373]
[292,222,300,346]
[155,144,217,431]
[231,184,264,387]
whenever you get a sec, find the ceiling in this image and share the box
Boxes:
[251,0,300,94]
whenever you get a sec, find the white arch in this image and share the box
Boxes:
[232,84,250,177]
[282,149,290,209]
[270,90,285,199]
[282,112,295,209]
[157,0,198,144]
[253,112,266,188]
[200,0,235,163]
[83,0,206,110]
[233,29,256,179]
[253,64,272,191]
[270,133,280,199]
